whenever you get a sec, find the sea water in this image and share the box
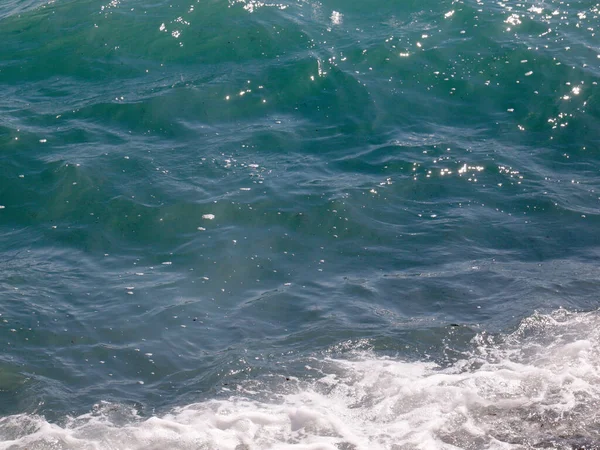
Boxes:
[1,0,600,448]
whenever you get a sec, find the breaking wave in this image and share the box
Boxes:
[1,309,599,449]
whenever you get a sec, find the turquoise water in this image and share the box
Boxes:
[1,0,600,447]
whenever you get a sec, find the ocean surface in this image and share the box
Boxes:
[1,0,600,448]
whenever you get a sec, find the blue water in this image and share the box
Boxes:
[1,0,600,448]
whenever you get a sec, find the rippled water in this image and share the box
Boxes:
[1,0,600,448]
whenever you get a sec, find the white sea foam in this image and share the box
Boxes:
[1,309,599,449]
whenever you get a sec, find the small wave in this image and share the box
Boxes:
[0,0,48,20]
[1,309,599,449]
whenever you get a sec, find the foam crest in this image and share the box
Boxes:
[1,309,599,449]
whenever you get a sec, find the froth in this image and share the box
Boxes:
[1,309,599,449]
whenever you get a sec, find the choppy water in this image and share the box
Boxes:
[1,0,600,448]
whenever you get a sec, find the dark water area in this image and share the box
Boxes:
[1,0,600,448]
